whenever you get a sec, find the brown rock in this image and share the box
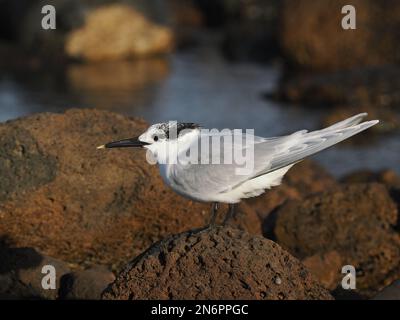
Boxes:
[275,66,400,111]
[245,184,300,221]
[280,0,400,71]
[0,109,261,271]
[283,160,337,195]
[342,170,400,216]
[59,266,115,300]
[65,4,174,61]
[102,226,333,300]
[275,183,400,297]
[0,239,70,299]
[302,251,342,291]
[274,67,400,133]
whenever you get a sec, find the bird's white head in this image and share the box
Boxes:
[98,122,201,164]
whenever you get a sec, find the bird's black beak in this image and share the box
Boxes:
[97,137,150,149]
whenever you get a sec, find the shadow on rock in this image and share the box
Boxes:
[59,266,115,300]
[0,236,70,299]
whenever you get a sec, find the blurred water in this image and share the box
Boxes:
[0,47,399,177]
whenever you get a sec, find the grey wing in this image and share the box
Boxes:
[252,114,378,178]
[170,132,272,195]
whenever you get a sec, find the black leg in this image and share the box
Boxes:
[208,202,219,227]
[223,204,236,226]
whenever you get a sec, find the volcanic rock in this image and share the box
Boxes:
[102,226,333,300]
[0,109,261,271]
[280,0,400,71]
[0,238,70,299]
[302,251,342,291]
[59,266,115,300]
[274,183,400,297]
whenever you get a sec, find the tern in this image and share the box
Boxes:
[98,113,378,226]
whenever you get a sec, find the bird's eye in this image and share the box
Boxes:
[153,135,159,142]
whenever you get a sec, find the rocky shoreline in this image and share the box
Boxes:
[0,0,400,300]
[0,109,399,300]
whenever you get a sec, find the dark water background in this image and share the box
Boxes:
[1,46,399,177]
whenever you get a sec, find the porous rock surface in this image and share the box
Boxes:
[102,226,333,300]
[274,183,400,297]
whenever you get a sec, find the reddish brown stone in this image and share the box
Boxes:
[0,109,260,271]
[302,251,342,291]
[275,183,400,297]
[59,266,115,300]
[102,226,333,300]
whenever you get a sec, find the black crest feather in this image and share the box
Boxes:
[157,122,200,139]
